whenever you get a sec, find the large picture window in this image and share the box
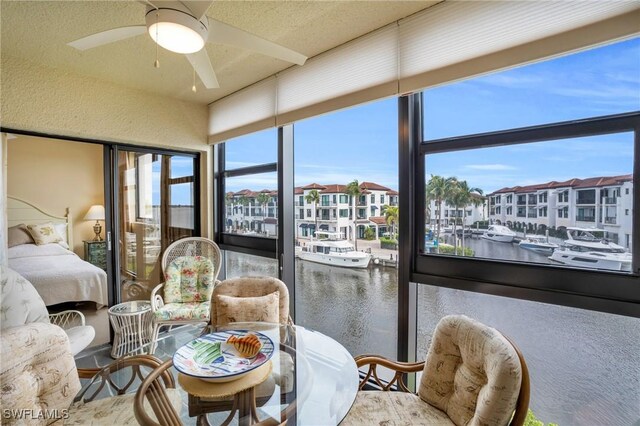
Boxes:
[415,38,639,314]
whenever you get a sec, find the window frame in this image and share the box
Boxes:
[413,104,640,318]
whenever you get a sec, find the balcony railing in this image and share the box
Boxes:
[576,198,596,205]
[516,213,526,218]
[527,213,537,218]
[604,216,617,224]
[516,201,526,206]
[602,197,617,204]
[576,215,596,222]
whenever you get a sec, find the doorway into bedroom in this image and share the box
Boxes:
[113,147,200,303]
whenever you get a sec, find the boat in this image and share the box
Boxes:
[297,231,371,269]
[548,227,632,272]
[518,235,559,254]
[481,225,516,243]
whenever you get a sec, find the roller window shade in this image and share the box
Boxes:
[275,24,398,125]
[398,1,640,91]
[208,77,276,143]
[209,2,640,142]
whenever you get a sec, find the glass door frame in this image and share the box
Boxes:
[108,144,201,304]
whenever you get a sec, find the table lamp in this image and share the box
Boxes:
[84,205,105,241]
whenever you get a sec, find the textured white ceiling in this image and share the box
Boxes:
[1,1,438,105]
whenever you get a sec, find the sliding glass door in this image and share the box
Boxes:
[114,148,199,302]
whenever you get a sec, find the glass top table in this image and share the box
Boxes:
[76,322,359,425]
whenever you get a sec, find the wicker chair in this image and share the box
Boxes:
[69,355,180,425]
[48,310,96,356]
[149,237,222,353]
[342,315,530,426]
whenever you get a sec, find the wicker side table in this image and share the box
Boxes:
[108,301,153,358]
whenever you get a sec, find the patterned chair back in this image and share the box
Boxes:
[163,256,215,304]
[418,315,523,426]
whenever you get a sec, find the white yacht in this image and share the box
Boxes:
[297,232,371,269]
[548,227,632,272]
[481,225,516,243]
[518,235,559,255]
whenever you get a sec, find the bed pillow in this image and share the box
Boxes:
[7,224,35,247]
[54,223,70,249]
[26,222,63,246]
[214,292,280,326]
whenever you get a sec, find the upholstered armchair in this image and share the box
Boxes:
[150,237,222,353]
[211,276,292,327]
[1,323,81,425]
[1,266,95,356]
[342,315,530,426]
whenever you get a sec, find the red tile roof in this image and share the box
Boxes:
[319,184,347,194]
[368,216,387,225]
[360,181,391,191]
[386,190,399,196]
[302,183,327,190]
[294,187,304,195]
[488,174,632,196]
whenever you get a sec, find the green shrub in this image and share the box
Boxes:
[524,409,558,426]
[379,236,398,250]
[437,244,474,257]
[363,227,376,240]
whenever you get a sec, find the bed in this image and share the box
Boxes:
[7,196,108,309]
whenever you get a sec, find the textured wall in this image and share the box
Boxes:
[8,135,105,256]
[1,55,208,151]
[1,55,212,238]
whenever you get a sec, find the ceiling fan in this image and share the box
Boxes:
[67,0,308,90]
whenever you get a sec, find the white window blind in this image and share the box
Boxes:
[209,2,640,142]
[398,1,640,93]
[275,24,398,126]
[208,77,276,142]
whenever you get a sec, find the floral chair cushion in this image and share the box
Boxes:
[163,256,215,304]
[153,301,210,322]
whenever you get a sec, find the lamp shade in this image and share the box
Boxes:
[84,205,105,221]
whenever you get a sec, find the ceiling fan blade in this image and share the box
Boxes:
[181,0,214,20]
[207,18,307,66]
[186,49,219,89]
[68,26,147,51]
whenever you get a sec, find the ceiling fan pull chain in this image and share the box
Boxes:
[192,67,197,93]
[154,11,160,68]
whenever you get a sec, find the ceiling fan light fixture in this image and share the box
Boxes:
[146,8,208,54]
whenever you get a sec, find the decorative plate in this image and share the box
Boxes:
[173,330,274,383]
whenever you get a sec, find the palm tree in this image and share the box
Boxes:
[346,180,361,250]
[256,192,270,234]
[382,205,399,240]
[448,180,483,255]
[237,195,250,231]
[426,175,455,248]
[304,189,320,238]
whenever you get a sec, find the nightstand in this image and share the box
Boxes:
[84,240,107,270]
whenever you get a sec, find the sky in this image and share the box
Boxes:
[222,36,638,195]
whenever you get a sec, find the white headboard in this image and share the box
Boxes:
[7,196,73,247]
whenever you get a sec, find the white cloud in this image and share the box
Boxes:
[464,164,517,171]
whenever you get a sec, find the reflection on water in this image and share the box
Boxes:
[225,251,640,425]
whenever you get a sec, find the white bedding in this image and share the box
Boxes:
[8,243,108,308]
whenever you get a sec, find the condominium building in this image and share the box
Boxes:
[225,189,278,236]
[487,174,633,249]
[225,181,399,240]
[296,181,399,240]
[426,193,487,229]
